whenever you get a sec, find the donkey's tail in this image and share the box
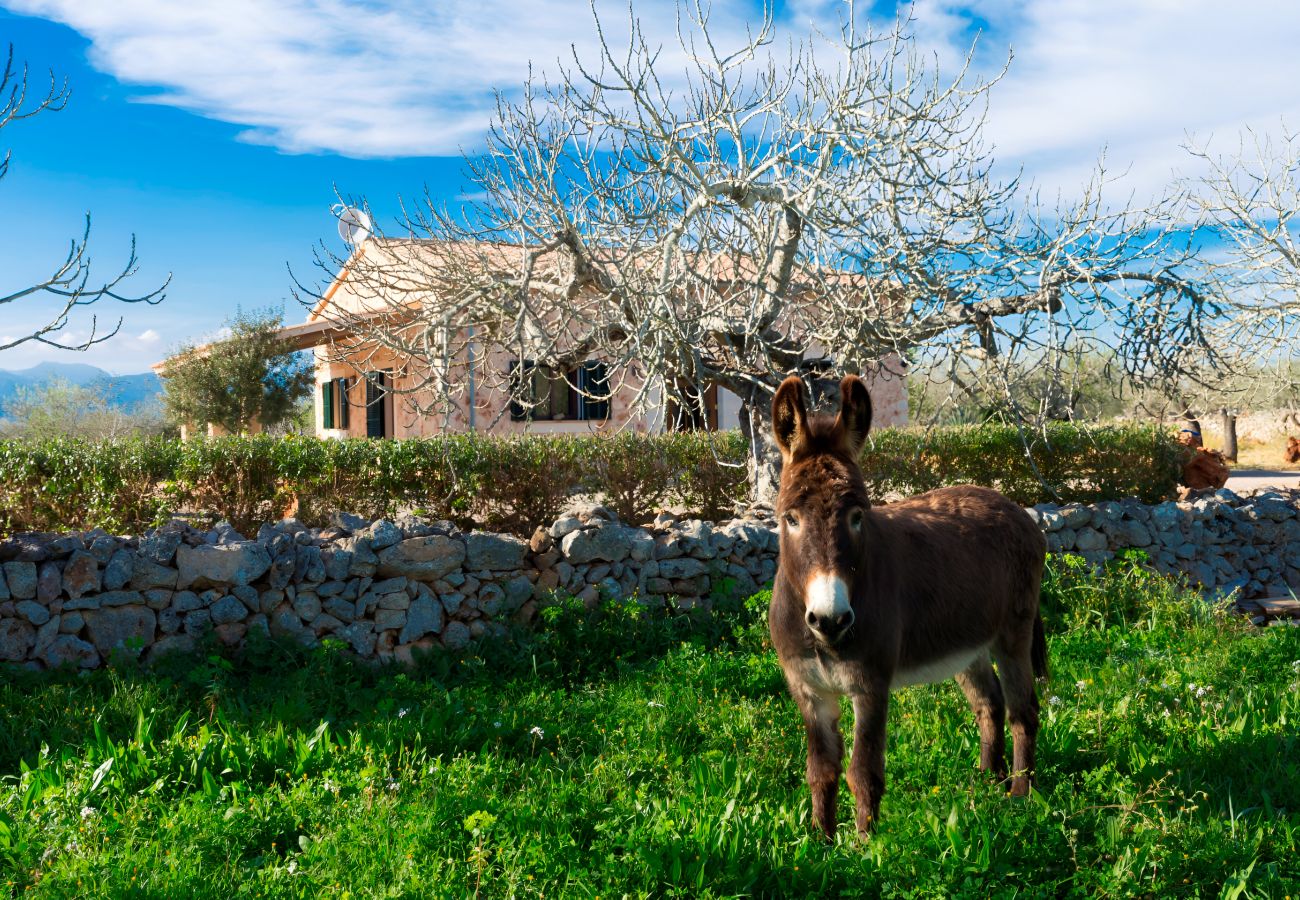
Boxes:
[1031,614,1049,681]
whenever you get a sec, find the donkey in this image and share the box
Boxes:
[768,375,1048,839]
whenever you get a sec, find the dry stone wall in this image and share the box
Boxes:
[2,487,1298,671]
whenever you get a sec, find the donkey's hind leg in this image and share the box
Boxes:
[992,627,1040,797]
[955,655,1006,778]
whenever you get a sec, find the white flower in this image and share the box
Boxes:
[386,778,400,792]
[1075,680,1087,691]
[288,860,298,874]
[79,806,96,819]
[1048,696,1062,706]
[398,708,409,718]
[647,701,665,708]
[1187,683,1197,692]
[493,720,502,728]
[1196,687,1207,698]
[529,726,545,739]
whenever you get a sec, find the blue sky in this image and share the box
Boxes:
[2,1,1299,374]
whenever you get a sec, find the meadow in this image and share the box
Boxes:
[1,554,1298,898]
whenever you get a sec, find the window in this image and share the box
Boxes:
[335,377,350,429]
[365,372,389,438]
[509,360,611,422]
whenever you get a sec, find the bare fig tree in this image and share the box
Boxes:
[0,45,166,355]
[309,4,1222,503]
[1180,126,1300,439]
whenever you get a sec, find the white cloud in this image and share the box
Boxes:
[3,0,753,157]
[136,328,160,344]
[6,0,1300,196]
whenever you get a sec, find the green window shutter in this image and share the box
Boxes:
[336,378,350,429]
[322,381,334,429]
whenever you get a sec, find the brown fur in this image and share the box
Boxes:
[768,375,1048,839]
[1181,447,1230,491]
[1285,437,1300,465]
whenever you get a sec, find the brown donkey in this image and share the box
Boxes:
[768,375,1047,839]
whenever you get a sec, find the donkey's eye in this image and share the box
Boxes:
[848,509,864,531]
[784,513,800,530]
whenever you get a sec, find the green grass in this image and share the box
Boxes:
[2,556,1299,898]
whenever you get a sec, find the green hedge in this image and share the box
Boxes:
[859,422,1185,506]
[0,423,1183,538]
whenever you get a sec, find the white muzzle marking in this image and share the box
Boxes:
[806,572,851,633]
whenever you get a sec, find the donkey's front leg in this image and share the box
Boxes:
[848,686,889,836]
[795,689,843,840]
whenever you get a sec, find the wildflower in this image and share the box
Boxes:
[79,806,96,819]
[288,860,298,874]
[1075,680,1087,691]
[386,778,400,792]
[398,708,409,718]
[647,701,665,708]
[1187,683,1197,692]
[1196,687,1207,698]
[493,720,502,728]
[1048,696,1062,706]
[529,726,545,739]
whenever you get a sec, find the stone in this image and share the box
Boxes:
[340,622,377,655]
[139,527,183,566]
[465,533,529,571]
[529,526,554,553]
[3,561,37,600]
[399,596,444,643]
[312,614,344,634]
[269,607,314,645]
[61,550,101,599]
[157,608,182,634]
[323,594,358,622]
[477,583,504,617]
[130,557,179,590]
[295,545,327,583]
[365,520,403,551]
[34,562,60,604]
[176,542,271,590]
[1074,528,1107,552]
[658,557,708,579]
[16,600,50,626]
[323,549,353,582]
[293,592,322,623]
[87,534,118,565]
[145,634,196,664]
[82,606,156,658]
[102,550,134,590]
[40,634,99,669]
[213,623,247,647]
[370,576,409,595]
[1058,506,1093,529]
[0,619,35,660]
[561,522,633,564]
[549,515,583,540]
[142,589,172,610]
[184,609,212,636]
[98,590,144,608]
[246,613,269,638]
[60,611,84,633]
[0,569,7,602]
[62,595,101,611]
[440,593,464,615]
[441,620,471,650]
[577,584,600,608]
[377,592,410,610]
[374,608,406,630]
[171,590,203,612]
[330,510,372,532]
[502,575,532,612]
[376,536,466,580]
[210,595,250,625]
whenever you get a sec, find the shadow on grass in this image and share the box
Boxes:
[0,592,778,774]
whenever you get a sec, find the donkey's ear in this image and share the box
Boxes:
[836,375,873,457]
[771,376,809,460]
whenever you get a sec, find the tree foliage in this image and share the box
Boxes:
[0,377,169,440]
[161,310,313,435]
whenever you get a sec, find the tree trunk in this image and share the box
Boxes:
[1218,408,1238,462]
[739,396,782,509]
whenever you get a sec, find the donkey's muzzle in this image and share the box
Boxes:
[806,608,855,643]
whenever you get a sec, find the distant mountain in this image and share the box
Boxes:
[0,362,162,413]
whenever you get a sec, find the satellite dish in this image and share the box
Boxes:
[333,204,372,246]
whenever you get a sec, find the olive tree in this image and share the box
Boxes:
[161,310,313,435]
[311,3,1223,503]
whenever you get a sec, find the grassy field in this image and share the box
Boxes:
[2,555,1298,898]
